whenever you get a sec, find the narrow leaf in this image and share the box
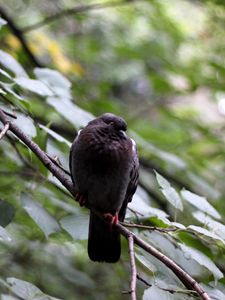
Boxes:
[21,193,60,238]
[155,171,183,211]
[179,244,223,282]
[7,277,62,300]
[34,68,71,98]
[0,50,28,77]
[181,190,221,219]
[0,17,7,27]
[0,226,11,242]
[60,214,88,240]
[47,96,94,128]
[14,77,53,96]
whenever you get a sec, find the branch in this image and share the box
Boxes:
[0,6,42,67]
[0,108,212,300]
[128,234,137,300]
[117,223,211,300]
[0,122,9,141]
[22,0,137,32]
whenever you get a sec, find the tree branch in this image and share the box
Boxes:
[0,6,42,67]
[0,122,9,141]
[21,0,137,33]
[0,108,212,300]
[128,234,137,300]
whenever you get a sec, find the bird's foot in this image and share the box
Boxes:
[103,212,118,225]
[75,192,87,207]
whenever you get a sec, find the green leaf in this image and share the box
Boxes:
[34,68,71,98]
[0,18,7,27]
[0,200,15,227]
[6,277,62,300]
[0,50,28,77]
[193,211,225,240]
[179,244,223,283]
[155,171,183,211]
[0,67,12,80]
[143,286,188,300]
[13,113,37,138]
[0,226,11,242]
[0,88,6,95]
[47,96,94,128]
[39,124,71,147]
[20,193,60,238]
[188,225,225,245]
[14,77,53,96]
[60,214,88,240]
[181,190,221,219]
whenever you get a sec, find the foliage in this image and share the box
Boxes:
[0,0,225,299]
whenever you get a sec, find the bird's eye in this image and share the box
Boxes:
[118,130,127,138]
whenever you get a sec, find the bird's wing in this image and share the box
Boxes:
[119,139,139,221]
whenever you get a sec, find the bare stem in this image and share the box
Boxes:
[128,234,137,300]
[0,122,9,141]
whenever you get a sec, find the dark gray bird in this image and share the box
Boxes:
[69,113,139,263]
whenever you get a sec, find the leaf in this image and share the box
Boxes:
[34,68,71,98]
[0,226,12,242]
[0,50,28,77]
[155,171,183,211]
[0,17,7,27]
[188,225,225,245]
[21,193,60,238]
[0,67,12,80]
[0,200,15,227]
[47,96,94,128]
[60,214,88,240]
[181,190,221,219]
[39,124,71,147]
[128,187,170,224]
[6,277,62,300]
[13,113,37,138]
[143,286,187,300]
[135,253,156,274]
[179,243,223,283]
[193,211,225,240]
[14,77,53,97]
[130,131,187,169]
[0,87,6,95]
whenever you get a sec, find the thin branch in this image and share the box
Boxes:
[128,234,137,300]
[0,108,212,300]
[0,6,42,67]
[121,222,177,233]
[46,153,71,176]
[22,0,136,33]
[0,122,9,141]
[117,223,211,300]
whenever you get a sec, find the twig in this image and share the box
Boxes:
[22,0,136,32]
[0,6,42,67]
[0,122,9,141]
[46,153,71,176]
[128,234,137,300]
[121,222,177,232]
[0,108,212,300]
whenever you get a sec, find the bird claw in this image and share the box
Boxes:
[103,212,118,225]
[75,192,87,207]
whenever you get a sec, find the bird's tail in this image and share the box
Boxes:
[88,211,121,263]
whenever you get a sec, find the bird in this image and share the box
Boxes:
[69,113,139,263]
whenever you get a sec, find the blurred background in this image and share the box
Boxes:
[0,0,225,299]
